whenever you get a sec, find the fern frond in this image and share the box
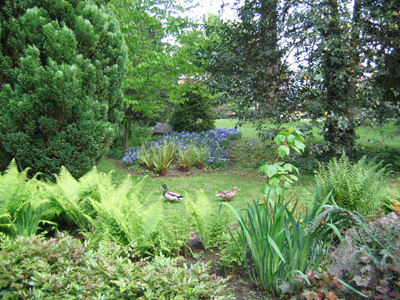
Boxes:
[315,153,389,216]
[0,212,16,236]
[44,167,92,229]
[0,159,30,215]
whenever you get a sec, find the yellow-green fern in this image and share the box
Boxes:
[186,190,229,249]
[88,176,164,253]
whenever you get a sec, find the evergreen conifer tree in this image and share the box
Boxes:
[170,84,215,133]
[0,0,127,179]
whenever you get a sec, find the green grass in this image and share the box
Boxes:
[215,119,261,139]
[216,119,400,147]
[97,118,399,220]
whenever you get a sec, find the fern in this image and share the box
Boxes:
[0,159,32,217]
[186,190,229,249]
[0,159,52,237]
[0,213,15,235]
[44,167,93,230]
[315,153,389,216]
[88,176,164,254]
[159,205,193,257]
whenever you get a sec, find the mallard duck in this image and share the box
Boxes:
[161,184,184,203]
[216,186,240,202]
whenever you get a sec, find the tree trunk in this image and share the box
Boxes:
[123,104,133,152]
[322,0,358,155]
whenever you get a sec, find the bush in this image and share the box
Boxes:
[0,0,127,180]
[169,85,216,132]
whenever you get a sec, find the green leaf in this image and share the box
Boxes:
[278,145,290,158]
[259,164,278,178]
[294,140,306,152]
[267,235,286,263]
[274,134,286,145]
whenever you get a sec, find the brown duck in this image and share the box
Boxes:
[216,186,240,202]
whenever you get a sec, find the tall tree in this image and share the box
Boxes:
[110,0,205,151]
[0,0,127,179]
[361,0,400,125]
[202,0,399,154]
[285,0,400,154]
[199,0,287,125]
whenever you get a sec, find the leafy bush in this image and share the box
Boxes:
[0,233,234,299]
[315,153,390,216]
[0,0,127,180]
[258,127,305,197]
[169,85,216,132]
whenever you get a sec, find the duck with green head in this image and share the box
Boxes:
[161,184,184,203]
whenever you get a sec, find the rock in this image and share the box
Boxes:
[153,122,173,135]
[329,212,400,292]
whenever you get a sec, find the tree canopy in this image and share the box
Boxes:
[110,0,206,150]
[199,0,400,154]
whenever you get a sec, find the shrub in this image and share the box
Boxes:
[315,153,390,216]
[169,85,216,132]
[0,0,127,180]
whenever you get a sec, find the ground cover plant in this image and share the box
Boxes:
[0,233,234,299]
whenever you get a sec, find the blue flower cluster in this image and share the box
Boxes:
[121,128,242,169]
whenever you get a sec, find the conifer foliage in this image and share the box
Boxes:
[0,0,127,179]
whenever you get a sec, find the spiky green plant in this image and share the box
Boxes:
[315,153,389,216]
[190,144,208,169]
[153,139,177,175]
[224,189,346,295]
[138,145,156,170]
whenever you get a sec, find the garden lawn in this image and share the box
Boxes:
[216,118,400,147]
